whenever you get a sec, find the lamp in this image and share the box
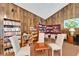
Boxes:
[69,28,75,36]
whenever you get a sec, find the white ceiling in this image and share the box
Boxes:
[15,3,69,19]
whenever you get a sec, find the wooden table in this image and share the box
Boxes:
[31,43,52,56]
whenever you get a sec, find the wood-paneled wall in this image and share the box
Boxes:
[0,3,79,34]
[0,3,43,33]
[0,3,44,55]
[45,3,79,34]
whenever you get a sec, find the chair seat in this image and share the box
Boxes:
[16,45,30,56]
[48,43,61,50]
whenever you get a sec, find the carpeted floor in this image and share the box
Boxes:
[31,41,79,56]
[62,42,79,56]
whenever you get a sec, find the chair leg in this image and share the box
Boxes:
[60,50,62,56]
[56,50,62,56]
[52,50,54,56]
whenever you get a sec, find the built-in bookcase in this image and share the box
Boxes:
[3,18,21,56]
[38,24,46,33]
[45,24,61,34]
[38,24,61,34]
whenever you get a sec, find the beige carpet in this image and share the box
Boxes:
[31,42,79,56]
[62,42,79,56]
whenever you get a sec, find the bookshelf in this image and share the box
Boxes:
[38,24,61,34]
[38,24,46,33]
[45,24,61,34]
[29,27,38,44]
[3,18,21,56]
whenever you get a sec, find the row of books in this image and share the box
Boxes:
[4,21,21,26]
[4,32,21,37]
[4,48,14,56]
[4,28,21,31]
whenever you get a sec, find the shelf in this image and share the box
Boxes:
[4,25,21,27]
[4,31,21,32]
[4,36,13,38]
[4,46,13,50]
[31,32,37,34]
[46,29,53,30]
[4,18,20,22]
[45,32,61,34]
[4,43,12,49]
[4,52,15,56]
[3,18,21,56]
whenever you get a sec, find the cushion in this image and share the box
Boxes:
[48,43,61,50]
[16,45,30,56]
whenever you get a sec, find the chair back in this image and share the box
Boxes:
[9,36,20,55]
[51,34,56,39]
[56,34,66,48]
[45,34,49,39]
[38,32,45,43]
